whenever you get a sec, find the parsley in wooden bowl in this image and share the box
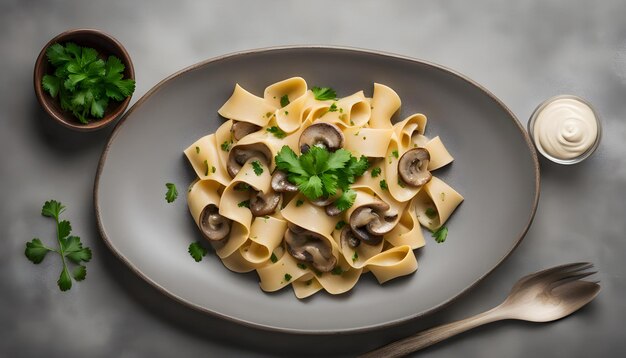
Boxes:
[34,29,136,131]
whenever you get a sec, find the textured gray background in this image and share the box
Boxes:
[1,0,624,357]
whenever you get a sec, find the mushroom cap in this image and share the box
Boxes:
[231,121,261,141]
[284,227,337,272]
[310,195,336,207]
[349,201,396,245]
[340,226,361,248]
[200,204,231,241]
[298,122,344,154]
[227,142,272,178]
[271,170,298,193]
[249,189,281,216]
[398,148,432,187]
[325,203,342,217]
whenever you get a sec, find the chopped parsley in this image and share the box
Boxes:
[352,251,359,262]
[211,166,216,173]
[335,220,347,230]
[165,183,178,203]
[188,241,208,262]
[371,167,381,178]
[391,150,399,159]
[220,140,232,152]
[280,94,290,107]
[266,126,286,138]
[251,160,263,176]
[284,273,292,282]
[203,160,209,176]
[311,86,337,100]
[295,199,304,207]
[379,179,388,190]
[195,146,200,154]
[238,200,250,208]
[328,102,338,112]
[270,252,278,263]
[297,263,307,270]
[425,207,437,219]
[432,226,448,243]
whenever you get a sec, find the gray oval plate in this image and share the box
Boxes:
[95,46,539,334]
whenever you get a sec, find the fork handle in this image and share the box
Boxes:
[359,307,506,358]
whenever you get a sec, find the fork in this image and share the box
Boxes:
[360,262,601,358]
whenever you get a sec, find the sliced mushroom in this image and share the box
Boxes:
[200,204,231,241]
[284,226,337,272]
[340,226,361,249]
[325,202,342,217]
[349,201,396,245]
[231,121,261,141]
[398,148,432,187]
[298,122,344,153]
[227,143,272,178]
[310,195,336,207]
[249,189,281,216]
[271,170,298,193]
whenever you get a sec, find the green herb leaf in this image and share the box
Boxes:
[251,160,264,176]
[25,238,51,264]
[42,75,62,98]
[42,200,65,219]
[165,183,178,203]
[63,236,92,264]
[325,149,352,171]
[280,94,290,107]
[331,266,344,275]
[352,251,359,263]
[295,199,304,207]
[371,167,382,178]
[297,263,307,270]
[284,273,292,282]
[297,175,324,200]
[238,200,250,208]
[328,102,338,112]
[221,140,232,152]
[334,189,357,212]
[275,145,308,176]
[392,150,399,159]
[311,86,337,101]
[72,265,87,281]
[266,126,286,139]
[270,252,278,263]
[335,220,346,230]
[379,179,388,190]
[58,267,72,291]
[188,242,208,262]
[432,226,448,243]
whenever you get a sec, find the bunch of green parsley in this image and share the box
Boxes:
[275,145,369,211]
[41,42,136,124]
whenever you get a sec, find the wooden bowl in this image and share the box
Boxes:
[33,28,135,132]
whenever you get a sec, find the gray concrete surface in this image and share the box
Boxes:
[1,1,624,357]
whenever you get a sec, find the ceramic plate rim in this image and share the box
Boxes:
[94,45,540,334]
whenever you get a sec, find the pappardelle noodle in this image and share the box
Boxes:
[184,78,463,299]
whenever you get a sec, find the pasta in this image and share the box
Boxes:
[185,78,463,298]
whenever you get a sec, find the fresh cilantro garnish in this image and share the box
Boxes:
[297,263,307,270]
[331,266,344,275]
[188,241,208,262]
[284,273,292,282]
[25,200,92,291]
[270,252,278,263]
[238,200,250,208]
[165,183,178,203]
[371,167,381,178]
[328,102,338,112]
[41,43,135,124]
[432,226,448,243]
[379,179,388,190]
[352,251,359,262]
[280,94,290,107]
[334,189,357,212]
[311,86,337,101]
[266,126,286,139]
[425,207,437,219]
[251,160,263,176]
[295,199,304,207]
[274,145,367,212]
[335,220,347,230]
[221,140,232,152]
[391,150,399,159]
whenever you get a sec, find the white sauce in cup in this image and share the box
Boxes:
[529,96,600,164]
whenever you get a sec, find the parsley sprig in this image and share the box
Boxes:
[312,86,337,101]
[41,42,136,124]
[275,145,368,211]
[25,200,92,291]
